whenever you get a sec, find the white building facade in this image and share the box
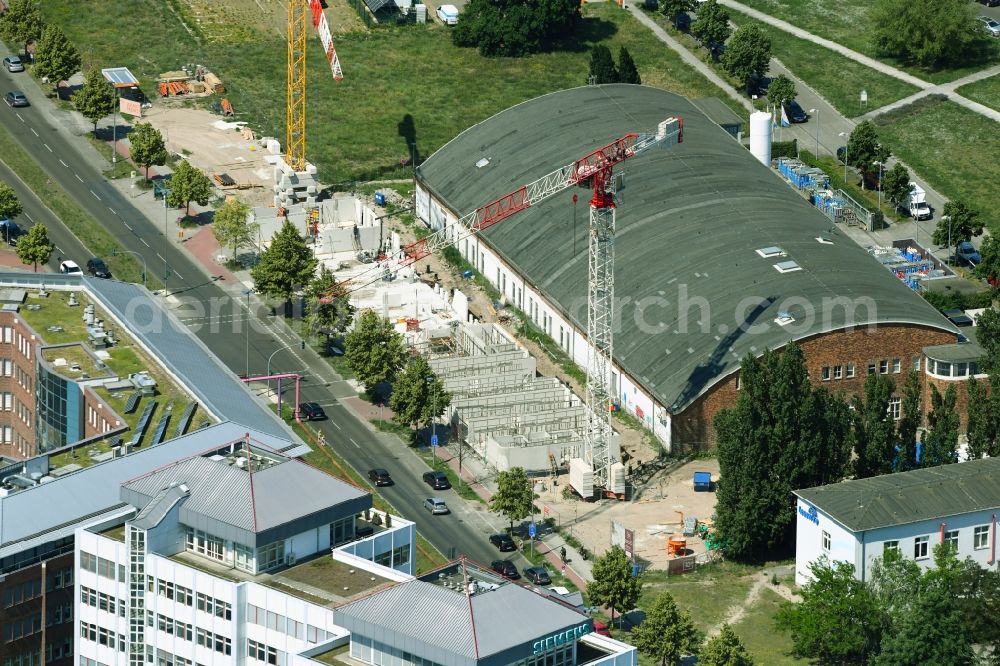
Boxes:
[794,458,1000,586]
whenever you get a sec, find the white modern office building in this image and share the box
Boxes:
[75,433,416,666]
[793,457,1000,585]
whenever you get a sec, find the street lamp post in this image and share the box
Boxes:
[838,132,849,183]
[162,191,171,296]
[874,161,883,212]
[427,376,438,468]
[243,289,253,378]
[943,215,952,266]
[809,108,819,158]
[111,248,147,289]
[267,345,292,401]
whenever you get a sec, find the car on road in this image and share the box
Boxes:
[0,219,21,246]
[422,470,451,490]
[981,16,1000,37]
[782,99,809,123]
[423,497,449,515]
[436,4,459,24]
[956,241,982,267]
[368,468,393,486]
[86,257,112,279]
[2,56,24,73]
[4,91,28,108]
[979,0,1000,6]
[299,402,327,421]
[489,533,516,552]
[59,260,82,275]
[490,560,520,579]
[522,566,552,585]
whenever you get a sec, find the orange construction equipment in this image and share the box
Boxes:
[221,99,234,116]
[667,534,687,557]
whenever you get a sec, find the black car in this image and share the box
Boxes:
[782,99,809,123]
[86,257,112,279]
[522,566,552,585]
[368,468,393,486]
[0,220,21,246]
[422,470,451,490]
[299,402,327,421]
[491,560,520,579]
[489,534,516,552]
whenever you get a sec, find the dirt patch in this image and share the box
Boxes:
[176,0,286,43]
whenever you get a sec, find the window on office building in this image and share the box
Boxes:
[833,365,843,379]
[892,358,901,373]
[846,363,855,378]
[974,525,990,550]
[821,367,830,381]
[821,531,831,552]
[884,540,899,555]
[888,397,901,420]
[944,530,959,552]
[914,535,929,559]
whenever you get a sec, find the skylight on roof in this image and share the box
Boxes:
[756,246,785,258]
[774,312,795,326]
[774,260,802,273]
[475,158,490,168]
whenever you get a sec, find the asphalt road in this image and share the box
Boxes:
[0,63,512,569]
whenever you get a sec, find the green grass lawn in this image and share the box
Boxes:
[732,0,995,84]
[40,0,743,185]
[638,562,757,635]
[726,8,920,117]
[872,98,1000,234]
[731,587,807,665]
[957,74,1000,112]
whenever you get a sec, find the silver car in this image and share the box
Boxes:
[2,56,24,73]
[423,498,449,515]
[980,16,1000,37]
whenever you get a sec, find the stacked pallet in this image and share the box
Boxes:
[204,72,225,94]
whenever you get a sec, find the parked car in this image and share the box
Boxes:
[86,257,112,279]
[980,16,1000,37]
[2,56,24,73]
[592,621,611,637]
[299,402,327,421]
[673,12,691,32]
[979,0,1000,6]
[0,219,22,246]
[782,99,809,123]
[423,497,449,515]
[422,470,451,490]
[490,560,520,579]
[59,260,82,275]
[522,566,552,585]
[367,468,393,486]
[436,4,459,24]
[956,241,982,267]
[4,91,28,108]
[489,533,516,552]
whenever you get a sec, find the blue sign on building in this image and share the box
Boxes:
[798,504,819,525]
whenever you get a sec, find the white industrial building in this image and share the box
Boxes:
[793,458,1000,586]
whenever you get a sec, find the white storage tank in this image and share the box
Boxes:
[749,110,773,167]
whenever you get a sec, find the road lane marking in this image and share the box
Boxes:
[156,253,165,262]
[15,113,23,122]
[29,128,37,137]
[55,246,64,253]
[332,421,341,430]
[90,190,101,201]
[123,222,132,231]
[43,143,52,152]
[108,207,116,215]
[74,174,83,182]
[139,238,150,247]
[23,213,33,223]
[58,159,68,167]
[173,269,184,279]
[350,438,360,449]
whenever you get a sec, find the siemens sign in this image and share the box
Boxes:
[798,504,819,525]
[533,623,591,654]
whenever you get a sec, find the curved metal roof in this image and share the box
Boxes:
[416,84,956,412]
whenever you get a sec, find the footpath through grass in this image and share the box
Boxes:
[732,0,995,84]
[40,0,742,185]
[957,74,1000,113]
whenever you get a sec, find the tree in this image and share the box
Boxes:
[852,373,896,479]
[74,68,117,136]
[974,234,1000,293]
[251,218,318,313]
[714,342,850,562]
[588,546,644,634]
[617,46,641,85]
[920,384,959,467]
[776,560,887,665]
[488,467,534,534]
[977,305,1000,375]
[766,74,796,106]
[965,375,999,459]
[659,0,696,21]
[845,121,889,186]
[33,24,80,85]
[211,198,257,260]
[881,163,912,211]
[0,182,23,221]
[453,0,579,57]
[699,626,755,666]
[389,356,451,432]
[129,122,168,181]
[932,200,983,262]
[631,592,700,665]
[895,370,922,471]
[0,0,43,59]
[722,23,772,89]
[165,160,214,217]
[15,224,53,273]
[588,45,618,84]
[344,310,407,394]
[691,0,731,48]
[869,0,984,70]
[305,264,354,343]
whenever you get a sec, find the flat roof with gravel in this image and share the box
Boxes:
[417,84,957,413]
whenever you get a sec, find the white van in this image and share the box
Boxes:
[436,4,459,24]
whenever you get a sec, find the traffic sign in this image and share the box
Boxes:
[528,522,537,538]
[431,435,439,447]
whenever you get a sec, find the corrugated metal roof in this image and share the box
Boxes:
[416,85,957,413]
[795,457,1000,532]
[337,562,590,659]
[132,483,188,530]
